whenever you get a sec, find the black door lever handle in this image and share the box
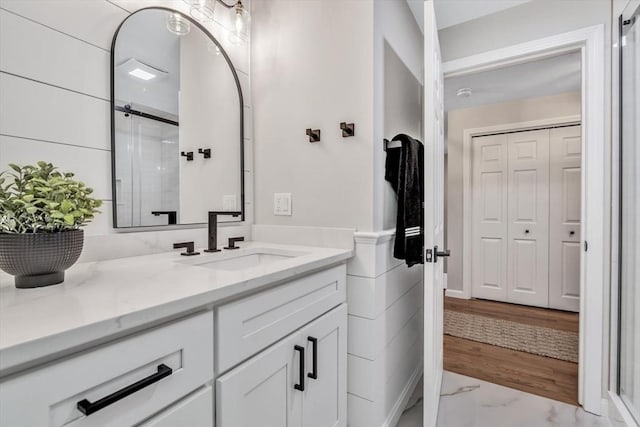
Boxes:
[434,245,451,263]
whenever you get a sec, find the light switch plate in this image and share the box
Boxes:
[274,193,292,216]
[223,195,237,211]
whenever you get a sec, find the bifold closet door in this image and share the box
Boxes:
[506,129,550,308]
[471,134,509,302]
[549,125,581,312]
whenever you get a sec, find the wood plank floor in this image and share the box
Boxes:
[445,297,579,333]
[443,297,579,406]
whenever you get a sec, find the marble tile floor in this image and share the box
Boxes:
[397,371,611,427]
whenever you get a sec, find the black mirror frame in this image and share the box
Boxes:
[109,7,245,228]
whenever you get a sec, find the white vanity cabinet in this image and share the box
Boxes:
[0,257,349,427]
[0,311,214,427]
[216,304,347,427]
[215,263,348,427]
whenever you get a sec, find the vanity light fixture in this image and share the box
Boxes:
[183,0,250,44]
[188,0,216,22]
[230,0,250,44]
[166,12,191,35]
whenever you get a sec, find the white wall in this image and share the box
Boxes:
[0,0,253,259]
[446,91,582,293]
[374,0,423,232]
[438,0,613,62]
[251,0,374,230]
[251,0,422,233]
[179,26,242,223]
[382,41,423,230]
[251,2,424,425]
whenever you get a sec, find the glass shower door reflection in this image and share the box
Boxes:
[619,2,640,423]
[114,110,180,227]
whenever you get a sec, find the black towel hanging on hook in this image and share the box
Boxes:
[384,133,424,267]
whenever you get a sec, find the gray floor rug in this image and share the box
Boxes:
[444,310,579,363]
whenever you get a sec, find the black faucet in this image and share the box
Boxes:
[204,211,242,253]
[173,241,199,256]
[224,237,244,250]
[152,211,177,225]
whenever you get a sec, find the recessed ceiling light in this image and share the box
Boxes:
[457,87,473,98]
[128,68,156,81]
[118,58,168,81]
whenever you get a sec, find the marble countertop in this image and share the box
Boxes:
[0,241,353,376]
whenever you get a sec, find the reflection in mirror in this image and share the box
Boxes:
[111,8,244,228]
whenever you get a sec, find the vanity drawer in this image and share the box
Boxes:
[0,311,214,427]
[216,263,346,373]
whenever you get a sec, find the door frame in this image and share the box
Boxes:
[455,114,582,301]
[442,25,606,415]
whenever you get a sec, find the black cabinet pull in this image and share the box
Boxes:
[294,345,305,391]
[77,364,173,416]
[307,337,318,380]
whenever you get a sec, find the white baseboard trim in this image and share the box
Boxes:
[383,362,424,427]
[445,289,468,299]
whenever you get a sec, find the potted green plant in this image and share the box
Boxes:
[0,162,102,288]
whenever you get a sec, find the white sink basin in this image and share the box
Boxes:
[183,248,307,271]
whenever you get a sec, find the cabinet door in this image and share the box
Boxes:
[139,387,213,427]
[549,125,581,311]
[216,331,303,427]
[300,304,347,427]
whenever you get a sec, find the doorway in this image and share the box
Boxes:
[442,51,583,405]
[436,23,607,416]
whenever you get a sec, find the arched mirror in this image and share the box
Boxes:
[110,8,244,228]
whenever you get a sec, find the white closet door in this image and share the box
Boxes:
[472,133,509,302]
[549,125,582,312]
[506,129,550,308]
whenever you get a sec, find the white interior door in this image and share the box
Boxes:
[549,125,582,312]
[506,129,550,307]
[471,134,509,302]
[423,2,445,426]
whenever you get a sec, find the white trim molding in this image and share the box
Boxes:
[443,24,607,416]
[353,229,396,245]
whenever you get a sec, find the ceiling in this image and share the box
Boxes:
[444,51,582,111]
[406,0,532,32]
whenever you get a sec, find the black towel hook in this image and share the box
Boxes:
[340,122,355,137]
[306,128,321,143]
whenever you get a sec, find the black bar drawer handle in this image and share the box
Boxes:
[307,337,318,380]
[77,364,173,416]
[294,345,305,391]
